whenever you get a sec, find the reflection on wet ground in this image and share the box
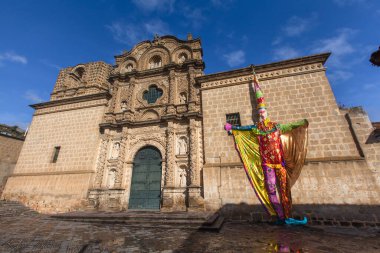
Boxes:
[0,202,379,252]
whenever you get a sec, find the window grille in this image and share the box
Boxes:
[52,146,61,163]
[143,85,163,104]
[226,113,241,126]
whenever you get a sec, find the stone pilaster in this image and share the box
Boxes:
[94,135,109,188]
[165,126,175,186]
[188,119,204,210]
[187,66,197,112]
[114,130,128,188]
[167,69,176,114]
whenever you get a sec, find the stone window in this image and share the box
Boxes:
[51,146,61,163]
[73,67,85,80]
[149,55,162,69]
[226,113,241,126]
[143,85,163,104]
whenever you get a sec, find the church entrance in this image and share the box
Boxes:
[128,146,162,210]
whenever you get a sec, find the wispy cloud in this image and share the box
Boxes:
[40,59,62,70]
[223,50,245,67]
[181,6,206,29]
[328,70,353,82]
[273,46,300,60]
[333,0,367,6]
[107,19,170,46]
[282,14,317,37]
[24,90,44,103]
[0,52,27,66]
[131,0,176,12]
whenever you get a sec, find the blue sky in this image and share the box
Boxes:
[0,0,379,129]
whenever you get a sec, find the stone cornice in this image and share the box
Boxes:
[197,52,330,89]
[31,92,112,110]
[203,156,364,168]
[8,170,94,177]
[110,60,204,81]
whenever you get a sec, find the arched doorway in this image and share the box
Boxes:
[129,146,162,210]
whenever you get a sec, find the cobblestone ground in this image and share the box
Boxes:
[0,202,379,253]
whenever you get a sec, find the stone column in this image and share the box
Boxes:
[187,66,197,112]
[167,69,176,114]
[188,118,204,211]
[94,135,110,188]
[165,126,175,186]
[124,77,135,121]
[162,124,175,210]
[114,129,128,188]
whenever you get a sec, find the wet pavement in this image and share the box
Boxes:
[0,201,379,252]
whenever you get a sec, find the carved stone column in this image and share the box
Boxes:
[114,129,128,188]
[124,77,135,121]
[187,66,197,112]
[167,69,176,114]
[165,127,175,186]
[94,135,110,188]
[188,118,204,211]
[162,125,175,210]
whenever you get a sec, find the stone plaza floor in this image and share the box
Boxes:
[0,201,379,253]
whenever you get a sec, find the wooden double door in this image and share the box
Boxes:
[128,146,162,210]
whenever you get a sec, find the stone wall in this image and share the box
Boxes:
[199,54,380,222]
[0,135,24,195]
[1,99,107,212]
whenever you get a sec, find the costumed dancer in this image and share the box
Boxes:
[224,74,309,225]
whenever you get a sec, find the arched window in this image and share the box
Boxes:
[126,64,133,72]
[149,55,162,69]
[73,67,85,80]
[178,53,188,63]
[143,85,163,104]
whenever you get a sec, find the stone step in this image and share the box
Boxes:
[51,211,225,232]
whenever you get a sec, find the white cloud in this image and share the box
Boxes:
[24,90,44,103]
[0,52,27,66]
[131,0,176,12]
[273,46,300,60]
[328,70,353,82]
[282,14,317,37]
[311,28,357,67]
[107,19,170,46]
[223,50,245,67]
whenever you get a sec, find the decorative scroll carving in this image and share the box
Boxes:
[165,128,175,186]
[95,136,109,188]
[114,133,127,188]
[189,120,201,186]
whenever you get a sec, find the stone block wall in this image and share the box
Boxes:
[201,70,359,164]
[199,54,380,222]
[0,135,24,195]
[1,99,107,212]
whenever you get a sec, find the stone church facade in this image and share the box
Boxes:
[2,35,379,219]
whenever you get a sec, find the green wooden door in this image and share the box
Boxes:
[129,146,162,210]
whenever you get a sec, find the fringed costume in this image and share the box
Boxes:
[225,76,308,224]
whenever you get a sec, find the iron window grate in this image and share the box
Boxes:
[226,113,241,126]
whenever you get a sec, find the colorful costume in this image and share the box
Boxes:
[225,76,308,224]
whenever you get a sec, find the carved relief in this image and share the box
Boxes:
[107,169,116,188]
[95,136,110,188]
[179,92,187,104]
[165,128,175,186]
[176,136,188,155]
[178,165,188,187]
[110,142,120,159]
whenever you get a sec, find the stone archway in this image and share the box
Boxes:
[128,146,162,210]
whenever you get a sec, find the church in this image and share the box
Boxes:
[2,35,379,220]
